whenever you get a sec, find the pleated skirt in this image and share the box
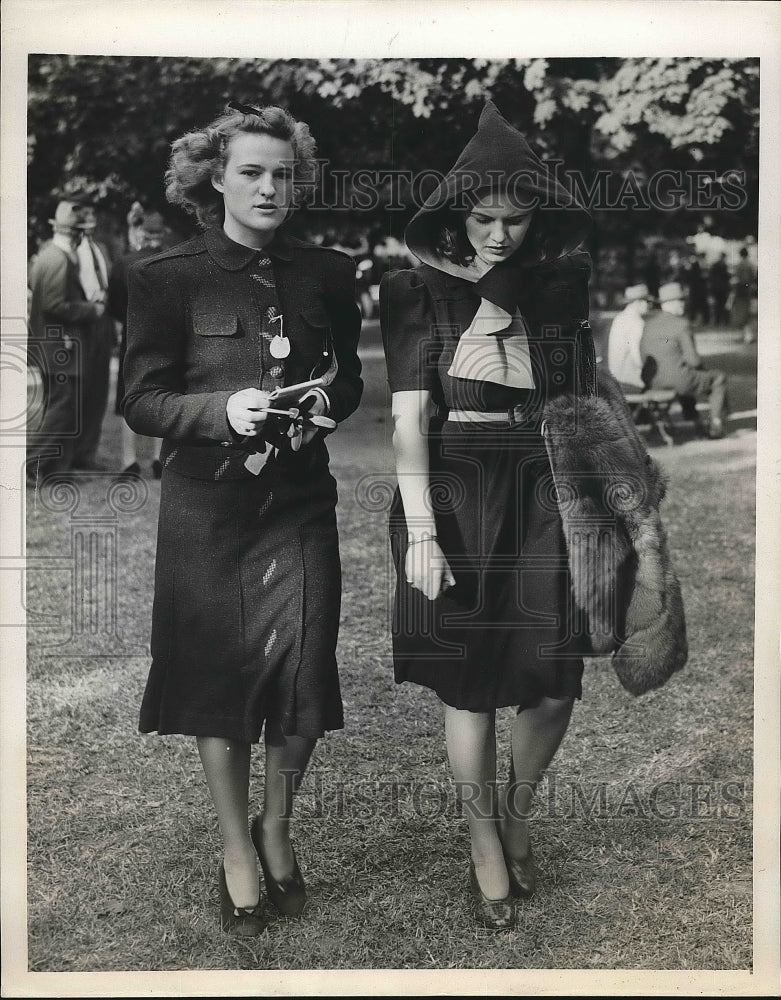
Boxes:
[139,451,344,742]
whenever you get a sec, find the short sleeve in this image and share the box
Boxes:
[380,269,440,393]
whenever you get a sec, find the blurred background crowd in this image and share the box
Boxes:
[26,56,759,475]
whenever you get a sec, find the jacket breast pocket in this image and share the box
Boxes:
[193,313,240,337]
[189,312,245,382]
[300,306,331,334]
[297,306,332,372]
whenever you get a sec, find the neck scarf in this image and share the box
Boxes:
[445,263,535,389]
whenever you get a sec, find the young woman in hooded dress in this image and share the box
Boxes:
[381,102,595,929]
[123,104,362,934]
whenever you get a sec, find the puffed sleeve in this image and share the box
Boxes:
[122,260,236,443]
[380,268,440,393]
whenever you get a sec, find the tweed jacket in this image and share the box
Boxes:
[28,241,99,341]
[28,240,105,378]
[122,227,363,480]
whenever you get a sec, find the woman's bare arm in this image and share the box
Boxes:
[391,389,455,600]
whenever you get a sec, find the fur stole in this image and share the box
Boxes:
[541,368,688,695]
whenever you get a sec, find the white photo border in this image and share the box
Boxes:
[2,1,779,996]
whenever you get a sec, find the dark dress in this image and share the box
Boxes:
[381,261,591,713]
[123,227,363,742]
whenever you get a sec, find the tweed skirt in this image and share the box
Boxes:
[139,449,344,742]
[389,419,587,713]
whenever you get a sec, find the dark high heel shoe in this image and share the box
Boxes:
[503,843,537,899]
[468,862,515,930]
[250,815,307,917]
[218,864,268,936]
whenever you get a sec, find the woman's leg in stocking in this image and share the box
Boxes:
[260,719,316,880]
[502,696,574,857]
[196,737,258,907]
[444,705,508,900]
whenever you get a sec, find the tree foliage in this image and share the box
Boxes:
[27,55,759,251]
[595,58,759,155]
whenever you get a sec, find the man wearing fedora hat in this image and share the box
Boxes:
[640,281,729,438]
[27,200,108,484]
[607,283,650,392]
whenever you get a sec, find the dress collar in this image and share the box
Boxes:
[204,225,294,270]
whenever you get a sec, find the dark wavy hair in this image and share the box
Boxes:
[436,204,577,268]
[165,105,318,228]
[436,208,478,266]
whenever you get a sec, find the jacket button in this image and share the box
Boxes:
[269,365,284,378]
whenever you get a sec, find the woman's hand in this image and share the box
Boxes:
[405,537,456,601]
[226,388,272,438]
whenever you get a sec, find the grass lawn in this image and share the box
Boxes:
[23,338,755,973]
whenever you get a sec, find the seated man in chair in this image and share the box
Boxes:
[640,282,729,439]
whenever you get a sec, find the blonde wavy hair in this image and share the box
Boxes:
[165,104,318,228]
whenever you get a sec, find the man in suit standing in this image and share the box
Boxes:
[640,281,729,439]
[708,252,731,328]
[73,201,114,469]
[685,253,710,325]
[27,200,107,484]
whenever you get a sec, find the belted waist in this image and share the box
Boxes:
[158,441,256,480]
[447,409,512,423]
[445,407,540,428]
[158,438,329,481]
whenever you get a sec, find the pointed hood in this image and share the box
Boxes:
[405,101,591,284]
